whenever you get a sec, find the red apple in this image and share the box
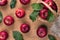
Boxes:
[4,16,14,26]
[20,24,30,33]
[0,31,8,40]
[37,25,47,38]
[15,8,25,18]
[39,9,48,19]
[19,0,30,5]
[51,1,57,12]
[0,0,7,6]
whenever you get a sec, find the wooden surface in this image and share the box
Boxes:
[0,0,60,40]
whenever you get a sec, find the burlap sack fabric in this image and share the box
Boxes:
[0,0,60,40]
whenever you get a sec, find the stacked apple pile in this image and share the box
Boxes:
[0,0,58,40]
[30,0,58,22]
[40,0,57,19]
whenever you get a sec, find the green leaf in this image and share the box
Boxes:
[30,10,39,22]
[0,11,3,23]
[13,31,24,40]
[10,0,17,9]
[47,10,55,22]
[48,35,56,40]
[32,3,43,11]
